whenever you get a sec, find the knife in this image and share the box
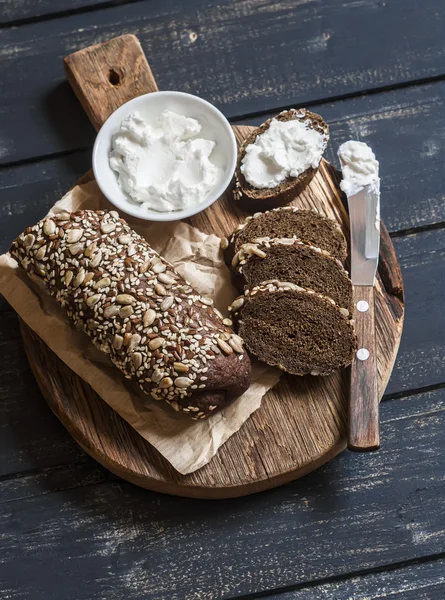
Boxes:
[343,166,381,451]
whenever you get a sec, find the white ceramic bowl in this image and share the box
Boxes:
[92,91,237,221]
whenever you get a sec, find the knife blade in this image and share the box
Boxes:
[348,183,380,285]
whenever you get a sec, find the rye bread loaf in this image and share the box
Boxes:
[232,238,353,313]
[229,281,356,376]
[224,206,348,266]
[233,109,329,211]
[10,209,251,420]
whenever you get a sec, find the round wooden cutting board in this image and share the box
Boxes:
[20,35,404,498]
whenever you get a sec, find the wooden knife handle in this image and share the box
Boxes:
[64,34,158,131]
[348,285,380,451]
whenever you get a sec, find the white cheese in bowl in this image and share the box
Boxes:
[240,117,327,189]
[109,110,222,212]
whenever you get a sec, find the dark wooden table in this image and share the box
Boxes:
[1,1,444,598]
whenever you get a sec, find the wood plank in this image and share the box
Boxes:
[0,151,91,255]
[1,0,445,163]
[0,387,444,599]
[1,227,443,479]
[267,558,445,600]
[0,0,138,25]
[0,310,89,477]
[386,228,445,395]
[0,462,107,504]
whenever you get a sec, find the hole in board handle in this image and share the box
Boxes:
[108,69,121,86]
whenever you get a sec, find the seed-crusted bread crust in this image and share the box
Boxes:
[233,109,330,212]
[232,238,353,313]
[229,281,356,377]
[10,209,251,419]
[224,206,348,266]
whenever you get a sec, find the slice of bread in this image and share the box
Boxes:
[229,281,356,376]
[233,109,329,211]
[232,238,353,314]
[224,207,348,266]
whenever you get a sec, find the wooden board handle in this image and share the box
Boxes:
[348,285,380,451]
[64,34,158,131]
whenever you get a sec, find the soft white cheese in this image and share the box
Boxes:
[109,110,222,212]
[240,117,327,189]
[338,140,379,196]
[338,140,380,231]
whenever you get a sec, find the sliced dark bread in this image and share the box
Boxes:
[233,109,329,211]
[232,238,353,314]
[224,207,348,266]
[229,281,356,376]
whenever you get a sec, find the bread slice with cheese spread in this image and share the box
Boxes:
[233,109,329,211]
